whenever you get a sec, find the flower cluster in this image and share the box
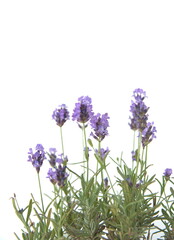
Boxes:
[28,144,46,173]
[95,147,110,161]
[47,165,69,187]
[52,104,70,127]
[72,96,93,124]
[90,113,110,141]
[163,168,172,178]
[47,149,69,187]
[142,122,157,148]
[129,88,149,132]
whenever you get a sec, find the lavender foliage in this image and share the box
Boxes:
[52,104,70,127]
[28,144,46,173]
[72,96,93,124]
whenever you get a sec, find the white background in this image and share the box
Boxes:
[0,1,174,239]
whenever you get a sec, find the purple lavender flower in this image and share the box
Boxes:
[126,177,133,187]
[47,148,57,167]
[56,153,68,164]
[129,88,149,132]
[141,122,157,148]
[72,96,93,124]
[133,88,146,102]
[47,164,69,187]
[95,147,110,161]
[131,150,137,161]
[28,144,46,173]
[104,177,109,189]
[52,104,70,127]
[47,149,68,167]
[163,168,172,178]
[136,180,143,188]
[90,113,110,141]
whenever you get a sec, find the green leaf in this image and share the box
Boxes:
[117,166,125,179]
[12,198,26,225]
[31,194,42,213]
[88,138,93,147]
[14,232,21,240]
[46,208,52,230]
[26,199,32,223]
[33,208,43,224]
[162,208,169,219]
[170,187,174,197]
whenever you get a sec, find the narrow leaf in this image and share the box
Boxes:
[26,199,32,223]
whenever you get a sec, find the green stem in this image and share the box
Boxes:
[143,145,148,181]
[132,131,136,170]
[54,185,59,215]
[58,189,64,237]
[83,123,89,182]
[105,167,116,196]
[135,131,142,178]
[37,172,46,225]
[60,127,65,158]
[98,140,104,186]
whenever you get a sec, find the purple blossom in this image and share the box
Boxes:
[133,88,146,102]
[141,122,157,148]
[126,177,133,187]
[47,164,69,187]
[136,180,143,188]
[126,177,143,188]
[72,96,93,124]
[104,177,109,189]
[90,113,110,141]
[56,153,68,164]
[52,104,70,127]
[47,148,57,167]
[131,150,137,161]
[95,147,110,161]
[47,148,68,167]
[163,168,172,178]
[129,88,149,132]
[28,144,46,173]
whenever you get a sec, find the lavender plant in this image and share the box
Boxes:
[12,89,172,240]
[155,169,174,240]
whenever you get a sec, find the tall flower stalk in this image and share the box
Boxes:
[28,144,46,227]
[52,104,70,158]
[72,96,93,181]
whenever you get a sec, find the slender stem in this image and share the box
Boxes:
[133,130,136,151]
[54,185,59,215]
[132,131,136,170]
[135,131,142,178]
[83,123,89,181]
[105,167,116,196]
[37,172,46,225]
[98,140,104,186]
[164,186,171,218]
[60,127,65,158]
[144,145,148,181]
[58,189,63,237]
